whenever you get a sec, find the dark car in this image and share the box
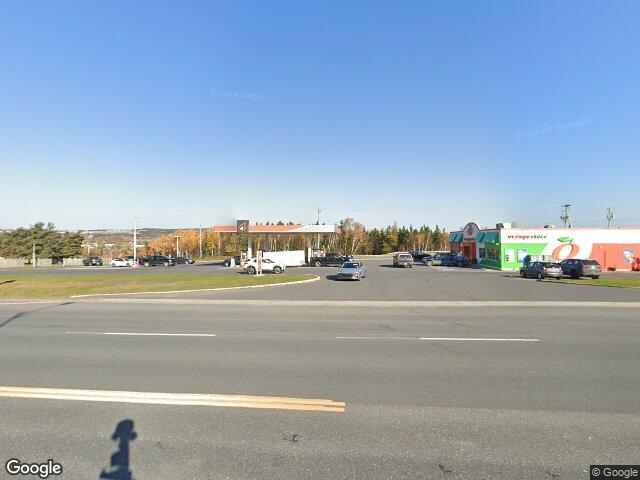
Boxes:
[310,252,353,267]
[393,253,414,268]
[173,256,195,264]
[139,255,175,267]
[424,253,469,267]
[410,251,432,262]
[82,256,103,266]
[560,259,602,279]
[223,255,242,267]
[520,261,562,280]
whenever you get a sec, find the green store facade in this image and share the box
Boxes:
[448,222,640,271]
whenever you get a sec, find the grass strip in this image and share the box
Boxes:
[0,273,315,298]
[555,277,640,288]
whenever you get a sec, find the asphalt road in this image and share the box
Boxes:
[0,263,638,479]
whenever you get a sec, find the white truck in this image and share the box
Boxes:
[262,250,306,267]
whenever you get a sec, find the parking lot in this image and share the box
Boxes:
[18,258,631,301]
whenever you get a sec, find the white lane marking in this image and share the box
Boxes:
[0,386,345,412]
[83,299,640,308]
[66,331,216,337]
[419,337,540,342]
[336,336,540,342]
[70,276,320,297]
[335,336,418,340]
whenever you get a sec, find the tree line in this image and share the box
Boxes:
[0,219,450,259]
[142,218,449,257]
[0,222,83,259]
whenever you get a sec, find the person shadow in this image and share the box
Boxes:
[100,419,137,480]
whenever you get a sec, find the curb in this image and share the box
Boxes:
[70,275,320,298]
[553,279,640,289]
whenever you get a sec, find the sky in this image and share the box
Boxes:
[1,1,639,231]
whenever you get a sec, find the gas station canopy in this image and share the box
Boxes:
[211,224,339,234]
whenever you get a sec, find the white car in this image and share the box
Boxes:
[109,258,132,267]
[243,258,286,274]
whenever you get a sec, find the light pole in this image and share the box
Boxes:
[133,217,139,261]
[174,235,180,258]
[316,206,321,249]
[199,225,203,258]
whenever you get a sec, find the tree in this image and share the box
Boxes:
[0,222,83,259]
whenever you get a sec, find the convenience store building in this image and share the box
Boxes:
[448,222,640,271]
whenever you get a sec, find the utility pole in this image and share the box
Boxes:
[32,242,36,268]
[560,204,571,228]
[133,217,139,261]
[174,235,180,257]
[606,207,615,228]
[199,225,203,258]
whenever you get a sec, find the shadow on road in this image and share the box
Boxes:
[100,419,137,480]
[0,301,74,330]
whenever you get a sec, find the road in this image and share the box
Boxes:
[0,262,639,479]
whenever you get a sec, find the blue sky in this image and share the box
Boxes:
[1,1,639,231]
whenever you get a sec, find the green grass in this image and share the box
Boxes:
[557,277,640,288]
[0,273,315,298]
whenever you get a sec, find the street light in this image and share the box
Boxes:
[174,235,180,257]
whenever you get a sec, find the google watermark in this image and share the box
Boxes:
[5,459,63,479]
[515,117,592,139]
[210,88,263,101]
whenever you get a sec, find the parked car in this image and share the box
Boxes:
[310,252,353,267]
[173,256,195,264]
[109,258,131,267]
[223,255,242,267]
[243,258,286,275]
[410,251,432,262]
[393,253,414,268]
[560,259,602,279]
[124,255,136,264]
[139,255,175,267]
[336,261,366,280]
[424,253,469,267]
[519,261,562,280]
[82,256,103,266]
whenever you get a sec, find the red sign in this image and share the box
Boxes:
[237,220,249,233]
[257,250,263,275]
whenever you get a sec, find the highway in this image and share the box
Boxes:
[0,262,639,479]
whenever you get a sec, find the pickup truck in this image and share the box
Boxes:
[309,252,353,267]
[139,255,175,267]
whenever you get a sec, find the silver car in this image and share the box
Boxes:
[337,261,366,280]
[520,261,562,280]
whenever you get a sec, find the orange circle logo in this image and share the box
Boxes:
[552,243,580,260]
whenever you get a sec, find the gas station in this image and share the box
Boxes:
[211,221,340,262]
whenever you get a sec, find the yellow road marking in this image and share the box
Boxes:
[0,386,345,413]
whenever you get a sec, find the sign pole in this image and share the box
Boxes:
[256,250,263,276]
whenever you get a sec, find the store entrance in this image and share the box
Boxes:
[462,242,476,263]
